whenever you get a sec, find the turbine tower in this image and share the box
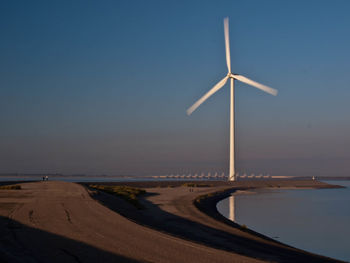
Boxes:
[187,17,278,181]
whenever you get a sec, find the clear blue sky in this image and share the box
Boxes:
[1,0,350,176]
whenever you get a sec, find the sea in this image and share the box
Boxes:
[217,180,350,262]
[0,175,160,182]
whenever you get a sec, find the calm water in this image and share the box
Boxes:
[0,176,137,182]
[217,181,350,262]
[0,176,220,182]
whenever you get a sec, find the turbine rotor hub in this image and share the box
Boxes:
[228,73,236,78]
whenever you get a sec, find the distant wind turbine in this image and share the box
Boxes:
[187,17,278,181]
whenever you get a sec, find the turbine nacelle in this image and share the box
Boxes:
[229,73,239,78]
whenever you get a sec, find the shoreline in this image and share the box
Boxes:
[84,179,345,262]
[194,180,346,251]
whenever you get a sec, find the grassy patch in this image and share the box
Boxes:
[182,183,212,188]
[89,185,146,209]
[0,185,21,190]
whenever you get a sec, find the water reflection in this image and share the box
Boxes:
[229,195,235,222]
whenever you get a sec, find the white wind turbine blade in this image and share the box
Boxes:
[187,76,229,115]
[224,17,231,73]
[232,74,278,96]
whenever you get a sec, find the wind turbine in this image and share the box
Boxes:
[187,17,278,181]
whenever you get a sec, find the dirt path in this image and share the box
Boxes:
[0,181,263,263]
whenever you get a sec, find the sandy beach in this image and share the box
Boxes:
[0,180,345,263]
